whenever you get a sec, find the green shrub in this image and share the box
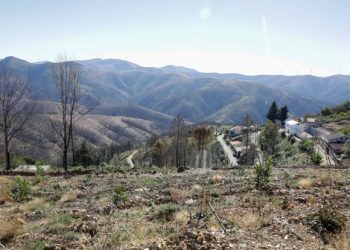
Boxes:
[11,176,31,202]
[255,156,273,190]
[11,156,26,168]
[155,202,181,221]
[112,186,128,206]
[280,131,286,139]
[23,156,36,165]
[32,165,48,185]
[69,166,85,173]
[306,203,346,241]
[298,139,314,152]
[36,165,45,176]
[49,213,73,225]
[311,152,323,165]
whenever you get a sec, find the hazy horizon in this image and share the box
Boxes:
[1,0,350,76]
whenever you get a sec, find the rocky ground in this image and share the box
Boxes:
[1,166,350,250]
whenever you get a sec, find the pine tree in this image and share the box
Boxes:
[279,105,289,125]
[266,101,278,122]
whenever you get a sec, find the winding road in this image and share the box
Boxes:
[217,134,238,166]
[126,150,138,168]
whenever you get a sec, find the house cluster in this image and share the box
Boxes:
[226,125,257,160]
[285,116,349,160]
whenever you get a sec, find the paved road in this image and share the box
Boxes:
[126,150,138,168]
[217,134,238,166]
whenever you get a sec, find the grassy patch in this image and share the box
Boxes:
[25,240,46,250]
[0,176,13,204]
[141,176,160,187]
[48,213,74,233]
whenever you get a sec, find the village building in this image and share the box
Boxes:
[228,125,243,137]
[320,132,348,156]
[285,120,304,135]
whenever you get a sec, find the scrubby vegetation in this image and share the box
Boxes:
[10,176,31,202]
[319,101,350,122]
[0,114,349,249]
[255,157,273,190]
[1,165,349,249]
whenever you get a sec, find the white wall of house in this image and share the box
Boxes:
[285,120,303,135]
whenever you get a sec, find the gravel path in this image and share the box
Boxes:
[217,134,238,166]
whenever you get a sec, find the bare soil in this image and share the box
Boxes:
[1,166,350,249]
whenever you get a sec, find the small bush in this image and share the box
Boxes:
[306,203,346,242]
[311,152,323,165]
[112,186,128,206]
[255,157,273,190]
[155,202,181,221]
[33,165,47,185]
[280,131,286,139]
[36,165,45,176]
[24,156,36,165]
[11,176,31,202]
[299,139,314,152]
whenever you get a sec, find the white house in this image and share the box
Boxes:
[285,120,304,135]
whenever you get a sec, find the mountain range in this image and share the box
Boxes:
[0,56,349,148]
[0,57,350,161]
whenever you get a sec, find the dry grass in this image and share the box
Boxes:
[232,212,268,231]
[170,189,188,204]
[18,198,47,213]
[298,178,314,189]
[212,174,225,184]
[0,218,23,242]
[0,176,13,204]
[191,184,202,192]
[174,210,188,225]
[59,190,81,203]
[331,232,350,250]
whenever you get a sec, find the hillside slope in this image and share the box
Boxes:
[0,57,329,125]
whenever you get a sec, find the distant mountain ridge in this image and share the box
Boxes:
[0,56,346,125]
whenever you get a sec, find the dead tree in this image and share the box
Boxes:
[193,126,212,168]
[172,115,185,169]
[0,69,30,170]
[50,56,84,171]
[242,114,254,165]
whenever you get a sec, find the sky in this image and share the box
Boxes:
[1,0,350,76]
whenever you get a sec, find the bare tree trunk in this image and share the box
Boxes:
[63,146,68,171]
[71,129,76,166]
[0,69,30,170]
[50,55,85,171]
[172,115,185,170]
[4,131,10,170]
